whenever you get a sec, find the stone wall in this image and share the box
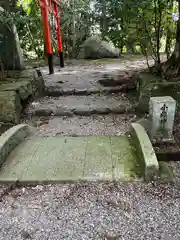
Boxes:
[0,69,45,123]
[0,91,21,123]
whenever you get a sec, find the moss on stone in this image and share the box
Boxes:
[131,123,159,181]
[0,80,33,100]
[0,69,45,123]
[136,72,180,112]
[159,162,174,182]
[0,124,30,167]
[0,91,21,123]
[19,69,45,95]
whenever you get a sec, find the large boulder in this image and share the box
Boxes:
[0,91,21,123]
[0,23,24,70]
[78,36,120,59]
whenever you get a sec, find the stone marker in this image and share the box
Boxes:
[149,96,176,142]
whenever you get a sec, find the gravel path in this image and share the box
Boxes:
[168,161,180,182]
[0,182,180,240]
[22,114,138,136]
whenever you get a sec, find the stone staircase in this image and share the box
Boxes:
[0,62,173,182]
[22,64,138,137]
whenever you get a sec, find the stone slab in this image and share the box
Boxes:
[0,136,140,182]
[20,137,86,182]
[83,136,112,180]
[0,139,40,182]
[111,136,140,180]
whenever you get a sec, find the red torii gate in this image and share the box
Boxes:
[39,0,64,74]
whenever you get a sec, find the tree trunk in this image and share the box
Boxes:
[165,29,172,60]
[100,0,107,39]
[161,0,180,79]
[165,0,174,60]
[71,0,76,58]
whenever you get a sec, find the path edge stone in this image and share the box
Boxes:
[0,124,30,167]
[44,86,130,97]
[131,122,159,181]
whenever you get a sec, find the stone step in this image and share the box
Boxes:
[45,85,130,97]
[41,65,133,97]
[22,114,138,137]
[24,93,135,117]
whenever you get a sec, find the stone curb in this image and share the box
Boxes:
[0,124,30,168]
[131,122,159,181]
[33,106,134,117]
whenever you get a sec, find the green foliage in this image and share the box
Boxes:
[16,0,44,58]
[0,0,178,60]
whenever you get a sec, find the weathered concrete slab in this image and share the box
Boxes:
[111,136,140,180]
[83,136,112,180]
[0,138,40,182]
[0,136,140,182]
[21,137,86,182]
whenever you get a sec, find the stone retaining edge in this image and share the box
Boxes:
[44,85,130,97]
[0,124,30,167]
[131,122,159,181]
[32,106,135,117]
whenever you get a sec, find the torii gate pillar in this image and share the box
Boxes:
[39,0,64,74]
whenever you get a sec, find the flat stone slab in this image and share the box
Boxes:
[0,136,140,182]
[25,94,132,117]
